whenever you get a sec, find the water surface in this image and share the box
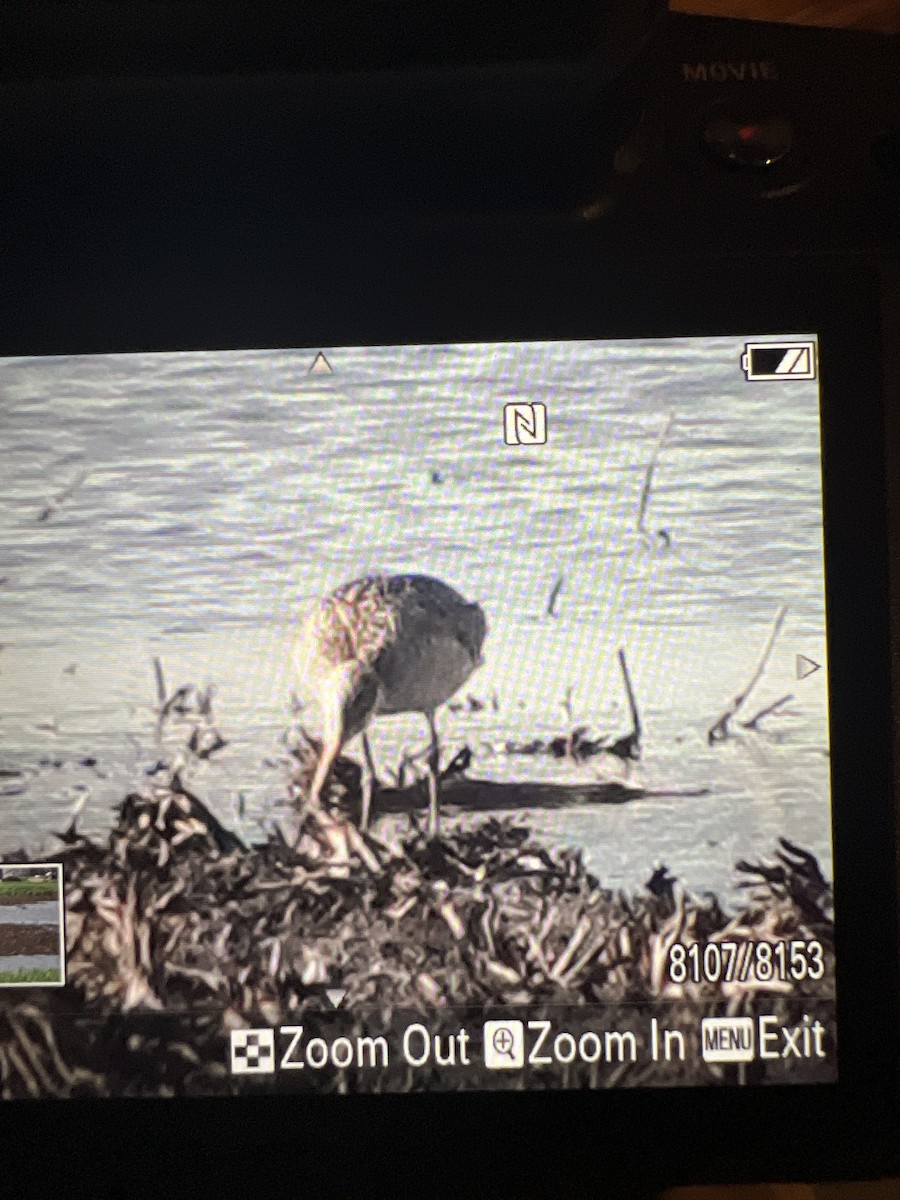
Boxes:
[0,339,831,904]
[0,902,60,926]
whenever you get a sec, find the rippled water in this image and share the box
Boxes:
[0,338,830,903]
[0,902,60,926]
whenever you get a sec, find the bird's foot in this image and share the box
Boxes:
[296,818,353,870]
[291,799,352,862]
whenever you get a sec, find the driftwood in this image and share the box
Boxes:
[708,605,788,743]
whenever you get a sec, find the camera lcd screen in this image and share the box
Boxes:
[0,334,834,1097]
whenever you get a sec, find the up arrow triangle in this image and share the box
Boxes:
[795,654,822,680]
[326,988,346,1009]
[308,351,333,375]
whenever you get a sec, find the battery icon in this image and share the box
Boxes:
[741,340,817,381]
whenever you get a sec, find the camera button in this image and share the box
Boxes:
[703,114,793,168]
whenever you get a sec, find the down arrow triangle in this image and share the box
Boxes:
[326,988,346,1009]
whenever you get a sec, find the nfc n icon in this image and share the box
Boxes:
[504,403,547,446]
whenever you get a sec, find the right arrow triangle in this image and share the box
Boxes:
[796,654,821,680]
[325,988,346,1009]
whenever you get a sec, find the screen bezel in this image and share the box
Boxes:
[0,249,896,1194]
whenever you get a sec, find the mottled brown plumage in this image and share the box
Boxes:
[294,574,487,836]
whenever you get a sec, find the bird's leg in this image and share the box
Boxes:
[425,711,441,839]
[307,719,342,824]
[303,662,375,840]
[360,731,378,832]
[297,720,348,857]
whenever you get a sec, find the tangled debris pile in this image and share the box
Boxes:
[0,747,835,1096]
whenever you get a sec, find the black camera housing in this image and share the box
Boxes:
[1,10,898,1196]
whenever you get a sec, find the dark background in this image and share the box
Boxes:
[669,6,898,1198]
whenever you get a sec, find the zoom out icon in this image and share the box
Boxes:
[504,403,547,445]
[230,1028,276,1075]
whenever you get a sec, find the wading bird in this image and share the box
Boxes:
[294,573,487,838]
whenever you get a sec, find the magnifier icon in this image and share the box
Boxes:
[483,1020,524,1069]
[492,1028,515,1059]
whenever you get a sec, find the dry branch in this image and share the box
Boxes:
[740,693,794,731]
[708,605,788,743]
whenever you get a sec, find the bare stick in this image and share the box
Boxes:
[546,574,565,618]
[153,658,167,706]
[159,685,191,724]
[636,414,674,534]
[708,605,788,743]
[605,649,642,760]
[618,648,642,742]
[740,693,794,731]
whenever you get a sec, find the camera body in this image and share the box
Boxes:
[2,12,897,347]
[1,10,899,1195]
